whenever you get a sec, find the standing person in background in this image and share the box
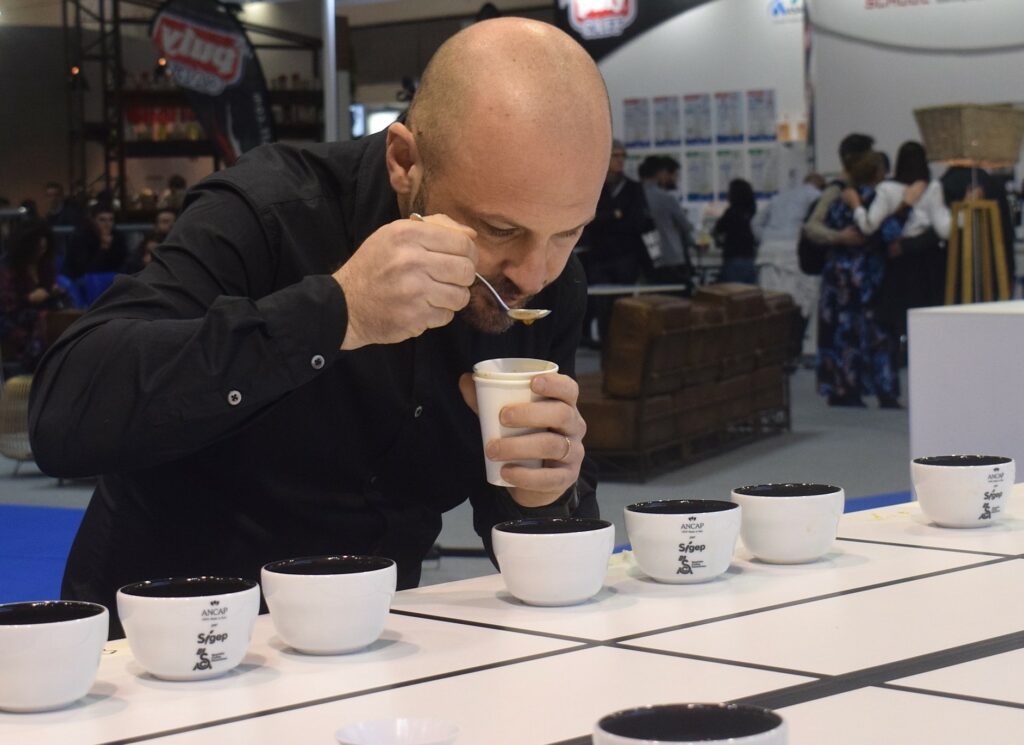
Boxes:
[714,178,758,284]
[803,133,874,251]
[817,151,903,409]
[63,204,129,279]
[639,155,694,288]
[580,139,652,347]
[844,141,948,335]
[754,173,825,243]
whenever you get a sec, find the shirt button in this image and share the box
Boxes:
[311,354,325,370]
[414,405,424,418]
[227,390,242,406]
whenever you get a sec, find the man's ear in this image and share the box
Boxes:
[386,123,423,198]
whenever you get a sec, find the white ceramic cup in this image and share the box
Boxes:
[117,576,260,681]
[730,483,845,564]
[594,703,786,744]
[262,555,397,655]
[492,517,614,606]
[472,357,559,487]
[625,500,741,584]
[0,600,108,712]
[335,717,460,745]
[912,455,1015,528]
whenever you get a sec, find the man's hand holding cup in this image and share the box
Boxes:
[461,362,585,509]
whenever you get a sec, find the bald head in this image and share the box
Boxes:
[384,19,611,333]
[407,18,611,175]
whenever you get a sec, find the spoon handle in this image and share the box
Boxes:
[473,272,511,312]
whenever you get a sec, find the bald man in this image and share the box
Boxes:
[29,19,611,637]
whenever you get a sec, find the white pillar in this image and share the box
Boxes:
[336,69,352,141]
[321,0,338,142]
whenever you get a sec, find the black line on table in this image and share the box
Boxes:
[732,631,1024,710]
[878,683,1024,710]
[549,631,1024,744]
[611,643,824,679]
[836,535,1017,558]
[389,608,596,644]
[607,556,1014,644]
[93,644,593,745]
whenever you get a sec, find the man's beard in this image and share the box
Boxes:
[410,187,524,335]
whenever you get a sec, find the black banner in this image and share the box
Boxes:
[556,0,713,61]
[150,0,274,164]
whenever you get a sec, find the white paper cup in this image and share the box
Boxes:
[492,517,614,606]
[912,455,1015,528]
[117,576,260,681]
[625,500,741,583]
[0,601,108,712]
[262,555,396,655]
[472,358,559,487]
[730,483,845,564]
[594,703,786,744]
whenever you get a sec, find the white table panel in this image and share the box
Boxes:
[3,503,1020,745]
[627,559,1024,675]
[838,492,1024,556]
[0,612,573,745]
[891,648,1024,706]
[392,540,986,641]
[148,646,811,745]
[781,686,1024,745]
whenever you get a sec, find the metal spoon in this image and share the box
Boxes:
[409,213,552,324]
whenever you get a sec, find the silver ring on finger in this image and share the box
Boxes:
[558,435,572,463]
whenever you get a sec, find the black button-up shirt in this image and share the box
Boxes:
[29,131,597,634]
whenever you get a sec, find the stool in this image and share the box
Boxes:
[945,199,1010,304]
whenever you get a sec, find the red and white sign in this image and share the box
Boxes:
[152,12,246,95]
[561,0,638,40]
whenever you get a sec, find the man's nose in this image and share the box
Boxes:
[502,242,548,297]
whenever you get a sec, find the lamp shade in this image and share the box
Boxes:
[914,104,1024,166]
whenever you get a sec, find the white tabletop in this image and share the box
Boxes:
[3,493,1023,745]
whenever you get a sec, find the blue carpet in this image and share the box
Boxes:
[0,505,84,604]
[844,490,913,512]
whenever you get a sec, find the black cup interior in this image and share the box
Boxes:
[914,455,1011,467]
[264,555,394,575]
[599,703,782,739]
[120,576,256,598]
[0,600,105,625]
[628,499,738,515]
[494,518,611,534]
[734,483,841,497]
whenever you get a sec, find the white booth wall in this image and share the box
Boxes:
[808,0,1024,175]
[599,0,807,201]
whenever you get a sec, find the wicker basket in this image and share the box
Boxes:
[914,105,1024,165]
